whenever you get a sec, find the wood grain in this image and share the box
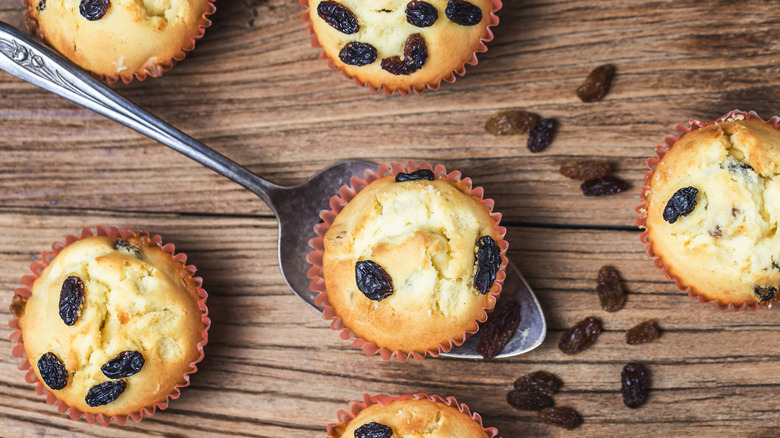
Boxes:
[2,0,780,436]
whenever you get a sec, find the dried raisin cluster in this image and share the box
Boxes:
[477,301,520,359]
[506,371,582,430]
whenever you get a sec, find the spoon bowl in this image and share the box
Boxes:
[0,21,545,358]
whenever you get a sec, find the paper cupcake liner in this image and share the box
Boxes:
[23,0,216,84]
[307,160,508,361]
[327,393,499,437]
[8,226,210,425]
[636,109,780,312]
[299,0,503,96]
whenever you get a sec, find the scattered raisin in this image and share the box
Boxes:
[580,175,629,196]
[445,0,482,26]
[37,352,68,390]
[317,1,359,34]
[85,380,127,407]
[406,1,438,27]
[474,236,500,295]
[101,351,145,379]
[558,316,601,355]
[596,266,625,312]
[663,186,698,223]
[754,286,777,303]
[622,362,649,408]
[381,34,428,75]
[727,161,754,174]
[559,160,611,180]
[36,0,45,12]
[79,0,110,21]
[9,294,27,318]
[507,389,554,411]
[355,260,394,301]
[626,320,660,345]
[539,407,582,430]
[59,275,85,326]
[396,169,435,182]
[477,301,521,359]
[339,42,377,66]
[514,371,562,397]
[484,110,539,135]
[576,64,616,102]
[527,118,556,153]
[355,422,393,438]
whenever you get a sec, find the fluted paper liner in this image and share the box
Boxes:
[299,0,503,96]
[8,226,210,425]
[23,0,216,83]
[636,109,780,312]
[307,161,508,361]
[327,393,499,437]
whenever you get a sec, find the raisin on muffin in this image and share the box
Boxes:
[643,116,780,307]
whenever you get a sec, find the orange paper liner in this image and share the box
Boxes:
[23,0,216,84]
[327,393,499,437]
[8,226,210,425]
[307,160,508,361]
[299,0,503,96]
[636,109,780,312]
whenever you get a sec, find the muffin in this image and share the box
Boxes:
[328,394,498,438]
[25,0,215,82]
[640,112,780,309]
[10,227,208,423]
[303,0,500,95]
[309,162,507,360]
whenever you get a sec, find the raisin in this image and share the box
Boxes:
[101,351,145,379]
[9,294,27,318]
[514,371,562,397]
[539,407,582,430]
[381,34,428,75]
[527,118,556,153]
[558,316,601,355]
[622,362,649,408]
[36,0,45,12]
[114,239,142,258]
[474,236,500,295]
[79,0,110,21]
[581,176,629,196]
[406,1,438,27]
[626,320,660,345]
[37,352,68,390]
[559,160,611,180]
[477,301,521,359]
[354,422,393,438]
[596,266,625,312]
[445,0,482,26]
[59,275,85,326]
[576,64,616,102]
[484,110,539,135]
[507,389,554,411]
[395,169,435,182]
[339,42,377,66]
[355,260,394,301]
[754,286,777,303]
[727,161,754,174]
[317,1,359,34]
[85,380,127,407]
[662,186,698,223]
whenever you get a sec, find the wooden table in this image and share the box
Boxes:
[1,0,780,436]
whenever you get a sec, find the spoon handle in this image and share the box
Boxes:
[0,21,279,206]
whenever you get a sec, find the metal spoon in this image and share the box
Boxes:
[0,22,545,358]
